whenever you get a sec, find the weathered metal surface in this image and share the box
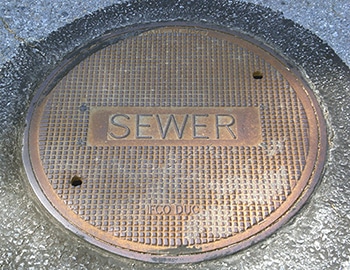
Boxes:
[24,25,327,263]
[88,106,262,146]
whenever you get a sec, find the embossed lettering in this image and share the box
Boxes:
[109,114,131,139]
[136,114,153,139]
[216,114,237,139]
[146,204,200,215]
[192,114,209,139]
[88,107,262,146]
[156,114,189,139]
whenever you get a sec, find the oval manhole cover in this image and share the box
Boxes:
[23,24,327,263]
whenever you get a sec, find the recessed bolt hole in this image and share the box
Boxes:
[71,175,83,186]
[253,71,263,79]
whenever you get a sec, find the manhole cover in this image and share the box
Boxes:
[23,24,327,263]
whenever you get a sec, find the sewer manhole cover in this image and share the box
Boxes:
[23,24,326,263]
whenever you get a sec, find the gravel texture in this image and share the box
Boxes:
[0,0,349,269]
[0,0,349,67]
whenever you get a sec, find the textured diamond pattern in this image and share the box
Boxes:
[34,27,309,248]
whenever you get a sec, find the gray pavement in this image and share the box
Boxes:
[0,0,349,269]
[1,0,349,67]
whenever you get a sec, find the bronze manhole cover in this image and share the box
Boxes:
[23,24,327,263]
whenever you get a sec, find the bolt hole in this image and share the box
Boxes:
[71,175,82,186]
[253,71,263,79]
